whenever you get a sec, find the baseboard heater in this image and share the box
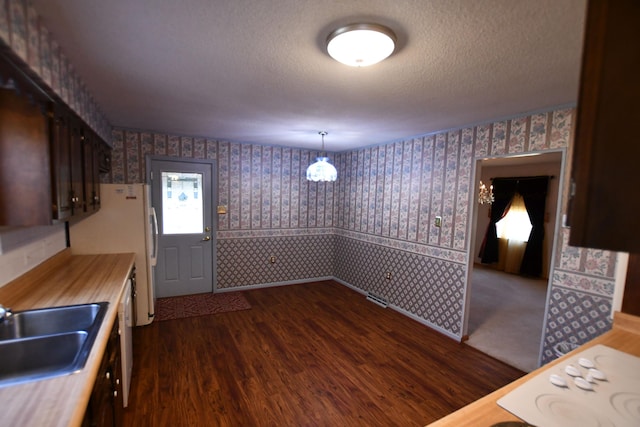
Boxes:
[366,292,389,308]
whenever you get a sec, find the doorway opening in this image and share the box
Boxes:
[465,151,563,372]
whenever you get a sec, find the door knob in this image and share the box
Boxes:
[202,235,211,241]
[204,226,211,232]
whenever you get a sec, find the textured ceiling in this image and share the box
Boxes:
[30,0,587,151]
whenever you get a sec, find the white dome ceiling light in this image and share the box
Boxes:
[326,23,396,67]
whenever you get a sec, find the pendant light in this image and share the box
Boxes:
[306,131,337,182]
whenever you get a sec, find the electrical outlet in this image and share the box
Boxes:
[435,216,442,228]
[269,256,276,264]
[385,272,392,280]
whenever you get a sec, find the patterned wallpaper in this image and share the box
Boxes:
[0,0,110,140]
[0,0,620,366]
[110,107,617,364]
[331,108,618,361]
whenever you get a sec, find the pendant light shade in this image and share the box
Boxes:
[326,23,396,67]
[306,132,337,182]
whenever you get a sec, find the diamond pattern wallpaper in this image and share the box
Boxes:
[335,235,465,336]
[3,0,623,368]
[217,234,334,288]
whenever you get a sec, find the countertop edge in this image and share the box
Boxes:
[0,250,136,427]
[425,311,640,426]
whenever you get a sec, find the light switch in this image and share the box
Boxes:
[435,216,442,228]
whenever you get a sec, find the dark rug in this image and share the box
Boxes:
[154,291,251,321]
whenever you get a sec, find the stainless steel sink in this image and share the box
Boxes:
[0,302,108,387]
[0,302,106,340]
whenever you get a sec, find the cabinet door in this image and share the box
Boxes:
[50,105,73,220]
[0,87,51,226]
[69,116,86,215]
[82,130,99,213]
[85,353,115,427]
[569,0,640,252]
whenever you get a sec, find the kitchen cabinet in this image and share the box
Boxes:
[50,104,74,220]
[0,59,51,226]
[0,53,111,225]
[569,0,640,253]
[84,314,123,427]
[51,109,110,220]
[83,128,102,213]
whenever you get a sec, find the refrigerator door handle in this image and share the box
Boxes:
[150,207,159,266]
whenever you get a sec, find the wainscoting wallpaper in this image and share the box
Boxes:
[0,0,110,140]
[0,0,620,366]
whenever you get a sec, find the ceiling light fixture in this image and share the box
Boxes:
[326,23,396,67]
[306,131,337,182]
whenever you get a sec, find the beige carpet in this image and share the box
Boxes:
[466,265,548,372]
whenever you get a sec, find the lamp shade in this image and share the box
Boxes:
[327,24,396,67]
[306,157,337,182]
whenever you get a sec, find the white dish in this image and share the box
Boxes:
[574,376,594,391]
[578,357,595,369]
[588,368,606,381]
[549,374,568,388]
[564,364,581,377]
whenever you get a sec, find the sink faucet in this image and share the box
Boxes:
[0,304,11,321]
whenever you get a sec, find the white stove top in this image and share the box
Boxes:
[497,344,640,427]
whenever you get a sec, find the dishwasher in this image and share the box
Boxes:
[119,268,135,407]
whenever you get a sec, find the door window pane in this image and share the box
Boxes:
[161,172,203,234]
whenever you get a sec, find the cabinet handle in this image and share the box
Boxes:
[113,391,118,397]
[116,378,120,385]
[105,372,110,380]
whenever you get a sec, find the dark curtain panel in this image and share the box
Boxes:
[479,179,518,263]
[519,177,550,276]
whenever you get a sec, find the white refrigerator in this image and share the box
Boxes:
[69,183,158,326]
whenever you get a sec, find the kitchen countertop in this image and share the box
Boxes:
[0,249,135,427]
[426,311,640,427]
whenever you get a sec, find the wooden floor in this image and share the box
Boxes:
[124,281,523,426]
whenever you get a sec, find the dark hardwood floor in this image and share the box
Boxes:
[124,281,523,426]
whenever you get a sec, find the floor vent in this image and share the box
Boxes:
[366,292,389,308]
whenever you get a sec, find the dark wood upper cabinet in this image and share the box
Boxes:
[0,62,51,226]
[50,103,73,220]
[82,128,102,213]
[0,53,111,226]
[569,0,640,253]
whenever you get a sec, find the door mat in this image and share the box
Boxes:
[154,292,251,321]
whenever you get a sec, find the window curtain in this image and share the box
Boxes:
[479,179,518,264]
[518,177,550,277]
[479,176,550,276]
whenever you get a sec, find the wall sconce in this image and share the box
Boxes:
[478,181,494,205]
[217,205,227,214]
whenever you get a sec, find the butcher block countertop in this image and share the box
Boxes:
[0,249,135,427]
[426,311,640,427]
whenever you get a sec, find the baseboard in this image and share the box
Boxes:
[214,276,333,293]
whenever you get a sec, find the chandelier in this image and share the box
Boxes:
[306,131,337,182]
[478,181,494,204]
